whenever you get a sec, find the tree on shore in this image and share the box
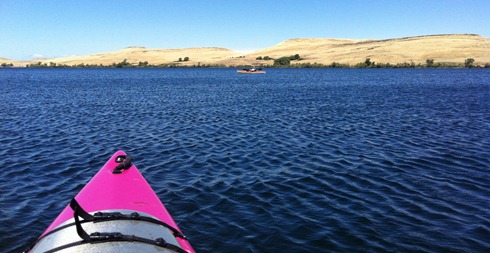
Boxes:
[273,57,291,66]
[272,54,303,66]
[426,59,434,67]
[256,56,272,60]
[115,59,132,68]
[291,54,301,60]
[355,58,375,68]
[365,58,373,67]
[464,58,475,68]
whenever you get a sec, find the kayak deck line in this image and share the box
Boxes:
[68,198,187,240]
[27,151,195,253]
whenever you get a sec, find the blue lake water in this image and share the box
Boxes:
[1,68,489,252]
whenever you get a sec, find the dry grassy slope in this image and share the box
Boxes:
[0,47,237,67]
[243,34,490,65]
[47,46,237,66]
[1,34,489,67]
[0,58,26,66]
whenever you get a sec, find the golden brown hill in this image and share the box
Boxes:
[241,34,490,66]
[1,34,489,67]
[44,46,236,66]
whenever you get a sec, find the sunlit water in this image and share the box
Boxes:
[1,68,489,252]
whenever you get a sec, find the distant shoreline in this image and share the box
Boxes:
[2,34,490,68]
[2,57,488,69]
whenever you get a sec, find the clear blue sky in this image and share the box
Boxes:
[1,0,489,60]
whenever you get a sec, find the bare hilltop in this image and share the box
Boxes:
[2,34,490,67]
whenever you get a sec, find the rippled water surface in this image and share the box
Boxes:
[1,68,489,252]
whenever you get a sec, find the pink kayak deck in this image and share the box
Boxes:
[40,150,195,253]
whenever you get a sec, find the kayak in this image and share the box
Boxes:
[237,68,266,74]
[26,150,195,253]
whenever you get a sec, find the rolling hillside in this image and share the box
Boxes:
[2,34,489,67]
